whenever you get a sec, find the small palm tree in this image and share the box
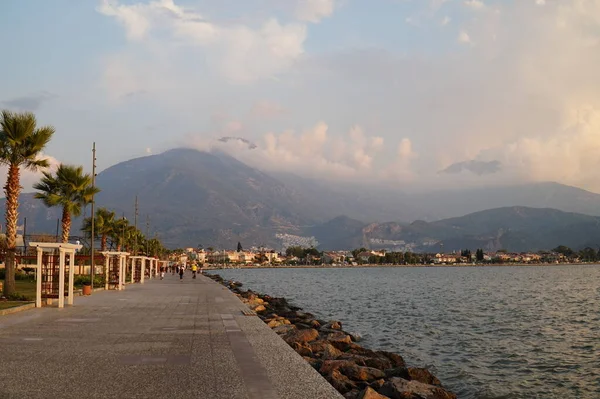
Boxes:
[82,208,116,251]
[34,164,100,243]
[110,217,129,251]
[0,110,54,296]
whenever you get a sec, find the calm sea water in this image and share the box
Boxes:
[216,265,600,399]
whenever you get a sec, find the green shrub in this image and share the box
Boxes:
[73,275,105,287]
[6,293,30,301]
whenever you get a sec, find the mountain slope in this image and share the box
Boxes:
[352,206,600,252]
[406,182,600,220]
[4,148,600,250]
[93,148,322,248]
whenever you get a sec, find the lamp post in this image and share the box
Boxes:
[90,142,96,289]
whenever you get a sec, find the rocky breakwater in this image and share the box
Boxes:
[208,274,456,399]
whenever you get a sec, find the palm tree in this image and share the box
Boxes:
[34,164,99,243]
[0,110,54,296]
[82,208,116,251]
[110,217,129,251]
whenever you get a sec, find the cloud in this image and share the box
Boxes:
[464,0,484,9]
[183,121,416,182]
[295,0,335,23]
[249,100,287,119]
[98,0,310,84]
[0,153,61,193]
[96,0,600,192]
[1,92,57,111]
[458,30,471,43]
[441,160,501,175]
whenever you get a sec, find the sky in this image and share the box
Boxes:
[2,0,600,193]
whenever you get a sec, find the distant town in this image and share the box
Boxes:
[170,244,598,267]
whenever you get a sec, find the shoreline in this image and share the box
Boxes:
[208,262,597,270]
[208,272,457,399]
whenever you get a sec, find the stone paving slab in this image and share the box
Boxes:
[0,273,342,399]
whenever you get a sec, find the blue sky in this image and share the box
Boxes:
[2,0,600,192]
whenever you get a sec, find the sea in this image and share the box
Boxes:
[216,265,600,399]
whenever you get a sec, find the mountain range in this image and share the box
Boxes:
[2,148,600,252]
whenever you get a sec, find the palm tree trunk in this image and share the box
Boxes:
[61,207,71,243]
[101,234,107,252]
[2,164,20,296]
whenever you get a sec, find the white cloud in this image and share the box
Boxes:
[186,121,416,182]
[295,0,336,23]
[0,153,61,193]
[98,0,309,84]
[458,29,471,43]
[464,0,484,9]
[96,0,600,192]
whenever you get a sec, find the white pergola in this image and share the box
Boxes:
[29,242,83,309]
[129,256,148,284]
[101,251,129,291]
[149,258,159,278]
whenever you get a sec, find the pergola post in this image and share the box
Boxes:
[140,257,146,284]
[104,255,110,290]
[58,248,66,309]
[36,247,43,308]
[130,258,134,284]
[119,255,124,290]
[68,251,75,305]
[148,258,152,280]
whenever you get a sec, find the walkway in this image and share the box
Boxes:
[0,273,342,399]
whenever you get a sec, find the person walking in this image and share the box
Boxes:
[179,265,184,280]
[191,263,197,279]
[160,265,165,280]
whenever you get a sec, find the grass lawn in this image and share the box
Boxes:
[0,301,32,310]
[14,280,37,301]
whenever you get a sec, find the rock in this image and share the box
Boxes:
[349,332,362,342]
[407,368,442,387]
[325,320,343,330]
[309,340,329,354]
[337,354,369,366]
[340,365,386,382]
[303,356,323,371]
[364,357,392,370]
[291,342,313,357]
[310,319,321,328]
[284,328,320,344]
[327,331,353,345]
[272,324,296,335]
[248,297,264,306]
[320,360,361,375]
[357,386,390,399]
[344,390,360,399]
[327,369,357,394]
[282,319,291,325]
[384,367,410,379]
[378,378,456,399]
[323,343,344,360]
[267,319,283,328]
[253,304,266,312]
[369,379,386,391]
[376,351,406,368]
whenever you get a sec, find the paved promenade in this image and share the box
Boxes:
[0,273,342,399]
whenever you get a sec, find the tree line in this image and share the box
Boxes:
[1,110,166,297]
